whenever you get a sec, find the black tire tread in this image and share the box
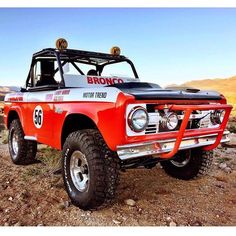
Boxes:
[62,129,120,210]
[196,150,213,178]
[161,148,213,180]
[8,119,37,165]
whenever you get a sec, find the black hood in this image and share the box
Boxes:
[107,82,222,100]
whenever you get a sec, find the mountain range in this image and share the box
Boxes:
[180,76,236,113]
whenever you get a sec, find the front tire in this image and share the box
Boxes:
[8,119,37,165]
[160,148,213,180]
[62,129,120,210]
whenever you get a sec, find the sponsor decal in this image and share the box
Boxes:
[45,94,53,101]
[33,105,43,129]
[8,96,23,102]
[55,89,70,95]
[54,96,64,102]
[87,76,124,85]
[7,93,24,102]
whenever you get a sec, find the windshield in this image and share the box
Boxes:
[53,59,139,88]
[56,60,136,77]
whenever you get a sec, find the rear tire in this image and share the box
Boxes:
[62,129,120,210]
[160,148,213,180]
[8,119,37,165]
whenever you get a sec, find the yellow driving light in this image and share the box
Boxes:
[110,46,121,55]
[56,38,68,50]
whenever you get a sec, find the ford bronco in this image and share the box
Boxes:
[4,39,232,210]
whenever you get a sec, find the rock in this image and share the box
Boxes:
[215,183,225,189]
[4,222,9,226]
[64,201,70,208]
[14,222,21,226]
[191,221,202,226]
[113,219,122,225]
[169,221,177,226]
[224,167,232,173]
[166,216,172,221]
[125,199,136,207]
[8,196,13,201]
[228,134,236,146]
[58,201,70,210]
[37,224,44,227]
[219,163,227,170]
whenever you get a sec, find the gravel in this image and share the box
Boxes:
[0,139,235,226]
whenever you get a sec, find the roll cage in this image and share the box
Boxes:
[25,48,139,90]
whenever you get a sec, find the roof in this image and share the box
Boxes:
[32,48,128,65]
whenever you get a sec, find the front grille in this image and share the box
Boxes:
[145,124,157,134]
[144,110,212,135]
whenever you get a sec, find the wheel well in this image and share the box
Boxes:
[61,114,97,148]
[7,110,20,128]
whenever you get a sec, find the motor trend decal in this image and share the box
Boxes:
[83,92,107,99]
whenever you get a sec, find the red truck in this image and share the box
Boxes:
[4,39,232,210]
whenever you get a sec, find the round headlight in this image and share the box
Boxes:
[128,107,149,132]
[166,113,179,130]
[161,112,179,130]
[210,110,225,125]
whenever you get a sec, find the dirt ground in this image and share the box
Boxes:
[0,131,235,226]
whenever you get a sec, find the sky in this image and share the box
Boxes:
[1,8,236,87]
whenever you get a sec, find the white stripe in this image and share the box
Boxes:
[5,87,123,103]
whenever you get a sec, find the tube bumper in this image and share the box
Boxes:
[117,131,230,161]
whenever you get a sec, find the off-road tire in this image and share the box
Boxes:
[62,129,120,210]
[160,148,213,180]
[8,119,37,165]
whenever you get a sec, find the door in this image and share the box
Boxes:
[24,60,56,145]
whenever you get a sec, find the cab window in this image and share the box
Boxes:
[30,60,61,88]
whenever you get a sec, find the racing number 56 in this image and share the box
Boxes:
[33,105,43,129]
[34,109,42,125]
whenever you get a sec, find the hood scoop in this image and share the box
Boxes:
[108,82,222,101]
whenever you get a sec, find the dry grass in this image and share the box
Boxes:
[0,129,8,144]
[21,146,61,182]
[36,146,61,175]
